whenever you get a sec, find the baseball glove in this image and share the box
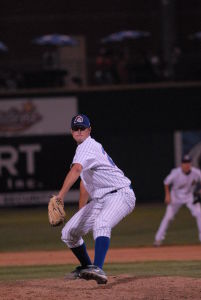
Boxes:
[48,195,66,226]
[193,183,201,205]
[193,191,201,204]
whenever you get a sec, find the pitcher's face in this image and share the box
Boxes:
[71,126,91,144]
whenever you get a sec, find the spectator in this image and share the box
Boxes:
[94,47,114,84]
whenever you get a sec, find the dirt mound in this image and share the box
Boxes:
[1,276,201,300]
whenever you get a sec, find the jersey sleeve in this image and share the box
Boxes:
[72,147,96,170]
[163,169,177,185]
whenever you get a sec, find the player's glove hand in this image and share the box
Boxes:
[193,183,201,205]
[48,195,66,226]
[193,192,201,205]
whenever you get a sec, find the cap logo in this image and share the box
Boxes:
[74,115,83,124]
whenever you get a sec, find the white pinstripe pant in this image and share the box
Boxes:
[155,202,201,242]
[61,186,136,248]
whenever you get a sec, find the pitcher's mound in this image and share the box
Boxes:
[1,276,201,300]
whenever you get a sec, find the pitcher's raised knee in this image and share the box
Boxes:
[61,226,83,248]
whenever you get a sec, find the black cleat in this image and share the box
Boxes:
[80,265,108,284]
[64,266,85,280]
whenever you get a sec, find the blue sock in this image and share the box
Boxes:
[71,243,92,267]
[94,236,110,269]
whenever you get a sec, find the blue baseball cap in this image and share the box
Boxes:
[71,114,91,129]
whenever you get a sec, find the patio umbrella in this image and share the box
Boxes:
[32,33,78,46]
[32,34,78,69]
[0,41,8,51]
[101,30,151,43]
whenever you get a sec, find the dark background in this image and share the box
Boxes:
[78,85,201,201]
[1,1,201,83]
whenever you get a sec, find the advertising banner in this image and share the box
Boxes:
[0,97,76,137]
[0,96,78,206]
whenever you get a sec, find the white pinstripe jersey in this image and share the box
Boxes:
[164,167,201,203]
[72,136,131,198]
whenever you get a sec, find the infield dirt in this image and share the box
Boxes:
[1,245,201,266]
[1,276,201,300]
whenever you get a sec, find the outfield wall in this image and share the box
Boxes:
[0,83,201,206]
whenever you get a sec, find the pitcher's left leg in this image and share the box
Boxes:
[61,200,100,272]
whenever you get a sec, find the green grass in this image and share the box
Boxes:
[1,261,201,281]
[0,203,200,252]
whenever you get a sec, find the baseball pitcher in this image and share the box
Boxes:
[50,114,136,284]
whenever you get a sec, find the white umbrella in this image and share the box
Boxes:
[101,30,151,43]
[0,41,8,51]
[32,33,78,46]
[32,34,78,69]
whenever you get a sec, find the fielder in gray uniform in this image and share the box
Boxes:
[154,154,201,246]
[56,114,136,284]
